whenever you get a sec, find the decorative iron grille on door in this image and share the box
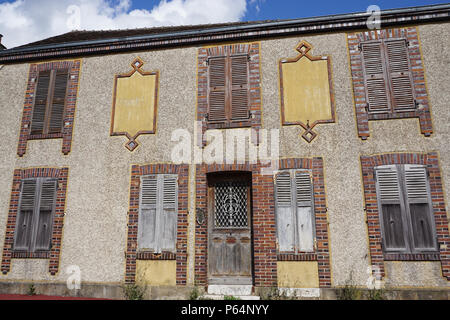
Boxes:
[214,182,249,229]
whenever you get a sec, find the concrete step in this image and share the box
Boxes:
[201,294,260,300]
[207,285,253,296]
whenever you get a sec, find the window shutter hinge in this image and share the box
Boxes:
[205,58,210,66]
[365,103,370,113]
[358,43,362,51]
[205,113,209,121]
[406,40,410,47]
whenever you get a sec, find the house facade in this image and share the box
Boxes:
[0,4,449,299]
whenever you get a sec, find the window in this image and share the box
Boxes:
[375,164,437,253]
[138,174,178,253]
[361,39,416,114]
[14,178,57,252]
[30,68,69,135]
[207,54,250,125]
[275,170,315,252]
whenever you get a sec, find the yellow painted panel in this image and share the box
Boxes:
[113,72,156,137]
[282,58,332,124]
[277,261,319,288]
[135,260,176,286]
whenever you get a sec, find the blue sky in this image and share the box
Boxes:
[0,0,448,48]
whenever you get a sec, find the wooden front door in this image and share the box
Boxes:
[207,172,252,285]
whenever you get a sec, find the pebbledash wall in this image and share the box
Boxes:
[0,21,449,298]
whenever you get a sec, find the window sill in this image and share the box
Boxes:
[11,251,50,259]
[136,251,176,260]
[206,120,252,130]
[383,252,440,261]
[277,252,317,261]
[28,133,63,140]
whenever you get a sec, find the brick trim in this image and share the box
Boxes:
[360,152,450,280]
[197,43,261,145]
[278,158,332,288]
[125,164,189,285]
[347,27,432,139]
[277,253,317,261]
[17,60,81,156]
[1,167,69,275]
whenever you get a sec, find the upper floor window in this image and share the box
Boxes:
[375,164,438,253]
[138,174,178,253]
[14,178,57,252]
[275,169,315,252]
[361,39,415,114]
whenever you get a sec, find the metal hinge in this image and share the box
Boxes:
[358,43,362,51]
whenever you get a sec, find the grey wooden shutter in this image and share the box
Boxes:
[230,55,249,120]
[35,179,57,251]
[375,165,407,251]
[385,40,415,111]
[208,57,227,122]
[161,175,178,252]
[48,69,68,134]
[403,165,436,251]
[30,71,51,135]
[138,176,158,251]
[295,171,314,252]
[275,172,295,251]
[361,42,391,113]
[14,179,37,251]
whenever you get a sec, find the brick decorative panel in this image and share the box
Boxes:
[197,43,261,145]
[194,158,331,288]
[17,60,81,156]
[360,152,450,280]
[1,167,69,275]
[347,27,432,139]
[125,164,189,285]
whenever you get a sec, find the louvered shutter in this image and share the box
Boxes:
[208,57,227,122]
[275,172,295,251]
[361,42,391,113]
[138,176,158,251]
[161,175,178,252]
[35,179,57,251]
[230,55,249,120]
[14,180,37,251]
[375,165,407,251]
[30,71,51,135]
[48,69,68,133]
[403,165,436,251]
[385,40,415,111]
[295,171,314,252]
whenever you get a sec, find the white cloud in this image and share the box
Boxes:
[0,0,248,48]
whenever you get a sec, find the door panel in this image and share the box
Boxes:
[208,175,252,285]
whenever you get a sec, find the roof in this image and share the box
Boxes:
[0,4,449,64]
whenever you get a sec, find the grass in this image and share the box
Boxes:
[123,283,145,300]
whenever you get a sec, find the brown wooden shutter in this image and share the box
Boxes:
[138,176,158,251]
[208,57,227,122]
[230,55,249,120]
[48,69,69,134]
[35,179,57,251]
[361,42,391,113]
[385,40,415,111]
[30,71,51,135]
[375,166,408,251]
[275,172,295,252]
[403,165,437,251]
[14,180,37,251]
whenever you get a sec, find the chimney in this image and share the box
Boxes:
[0,34,5,50]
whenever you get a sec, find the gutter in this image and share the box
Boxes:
[1,4,449,63]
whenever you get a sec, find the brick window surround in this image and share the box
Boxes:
[197,43,262,145]
[361,152,449,280]
[1,167,69,276]
[125,164,189,285]
[194,158,331,288]
[347,27,432,140]
[17,60,81,157]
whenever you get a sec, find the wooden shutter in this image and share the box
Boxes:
[161,175,178,252]
[138,176,158,251]
[403,165,436,251]
[35,180,57,251]
[208,57,227,122]
[275,172,295,251]
[14,180,37,251]
[385,40,415,111]
[295,171,314,252]
[375,165,407,251]
[48,69,68,133]
[230,55,249,120]
[361,42,391,113]
[30,71,51,135]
